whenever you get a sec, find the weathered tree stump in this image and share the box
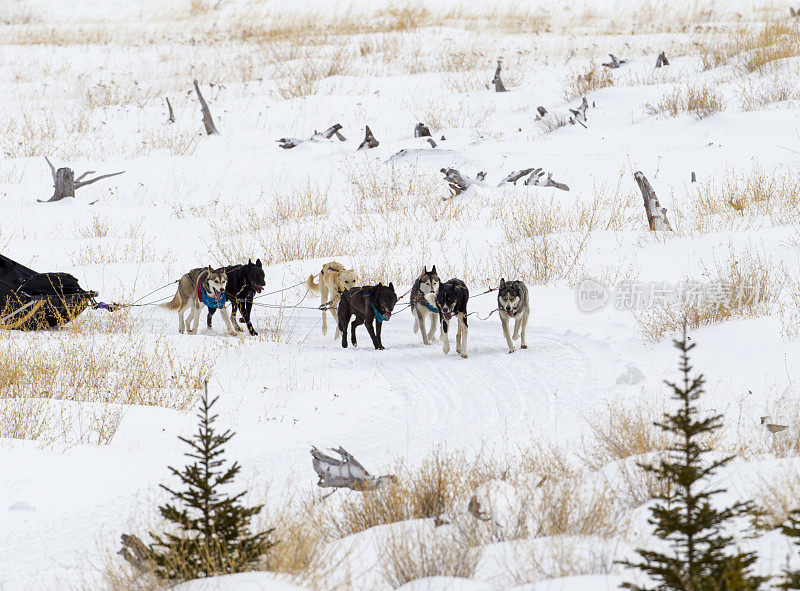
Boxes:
[357,125,379,150]
[655,51,670,68]
[166,97,175,123]
[492,59,508,92]
[193,80,219,135]
[634,171,672,231]
[569,97,589,127]
[38,157,125,203]
[414,122,431,137]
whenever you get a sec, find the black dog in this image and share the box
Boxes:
[436,278,469,358]
[207,259,266,336]
[338,283,397,350]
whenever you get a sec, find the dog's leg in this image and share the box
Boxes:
[427,311,438,343]
[320,282,329,336]
[219,306,239,336]
[229,302,244,332]
[414,308,429,345]
[186,303,198,334]
[460,315,469,358]
[456,317,462,355]
[207,307,216,329]
[350,316,362,347]
[365,318,381,350]
[520,311,529,349]
[338,301,349,348]
[243,301,258,336]
[441,316,450,355]
[332,302,341,340]
[178,302,186,334]
[501,314,516,353]
[376,318,385,350]
[512,317,521,340]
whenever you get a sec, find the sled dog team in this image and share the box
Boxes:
[165,260,529,357]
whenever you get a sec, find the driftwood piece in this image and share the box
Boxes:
[441,168,486,197]
[426,138,437,148]
[655,51,670,68]
[165,97,175,123]
[568,97,589,128]
[601,53,628,69]
[318,123,345,141]
[311,446,395,491]
[499,168,535,185]
[634,171,672,231]
[277,123,346,149]
[691,171,696,183]
[492,59,508,92]
[118,534,150,572]
[524,168,570,191]
[414,122,431,137]
[357,126,379,150]
[193,80,219,135]
[39,157,125,203]
[536,106,548,118]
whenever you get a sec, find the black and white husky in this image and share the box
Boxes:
[436,278,469,358]
[497,278,529,353]
[410,265,441,345]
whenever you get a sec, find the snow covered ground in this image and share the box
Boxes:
[3,0,800,589]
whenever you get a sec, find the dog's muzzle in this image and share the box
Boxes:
[442,311,453,320]
[255,284,264,293]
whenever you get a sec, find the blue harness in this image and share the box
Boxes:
[364,293,390,322]
[421,300,439,313]
[201,285,226,309]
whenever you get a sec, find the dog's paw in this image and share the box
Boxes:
[249,330,258,336]
[521,344,528,349]
[508,348,516,354]
[461,353,468,359]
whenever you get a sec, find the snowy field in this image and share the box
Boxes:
[3,0,800,589]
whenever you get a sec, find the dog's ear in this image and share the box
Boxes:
[248,258,252,264]
[256,258,262,268]
[422,266,427,275]
[431,265,437,275]
[389,282,395,292]
[500,278,505,288]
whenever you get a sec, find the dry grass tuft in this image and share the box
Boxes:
[634,246,785,341]
[563,65,613,101]
[752,467,800,531]
[647,83,725,119]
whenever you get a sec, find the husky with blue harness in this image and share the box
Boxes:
[337,283,397,350]
[162,266,237,336]
[410,266,441,345]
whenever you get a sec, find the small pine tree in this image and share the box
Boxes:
[620,327,765,591]
[778,511,800,589]
[148,382,274,581]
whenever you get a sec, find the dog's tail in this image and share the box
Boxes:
[161,289,182,311]
[306,273,321,293]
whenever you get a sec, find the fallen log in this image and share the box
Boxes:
[38,157,125,203]
[277,123,346,149]
[523,168,569,191]
[193,80,219,135]
[568,97,589,127]
[441,168,486,197]
[634,171,672,230]
[602,54,628,69]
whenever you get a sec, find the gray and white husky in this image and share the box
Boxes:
[497,278,529,353]
[163,266,237,336]
[410,265,441,345]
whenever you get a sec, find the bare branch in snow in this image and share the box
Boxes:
[634,171,672,231]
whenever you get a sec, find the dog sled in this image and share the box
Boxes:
[0,253,98,330]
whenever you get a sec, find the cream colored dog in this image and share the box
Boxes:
[307,261,359,336]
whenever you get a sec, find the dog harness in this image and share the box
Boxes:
[197,274,226,309]
[363,293,390,322]
[421,300,439,313]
